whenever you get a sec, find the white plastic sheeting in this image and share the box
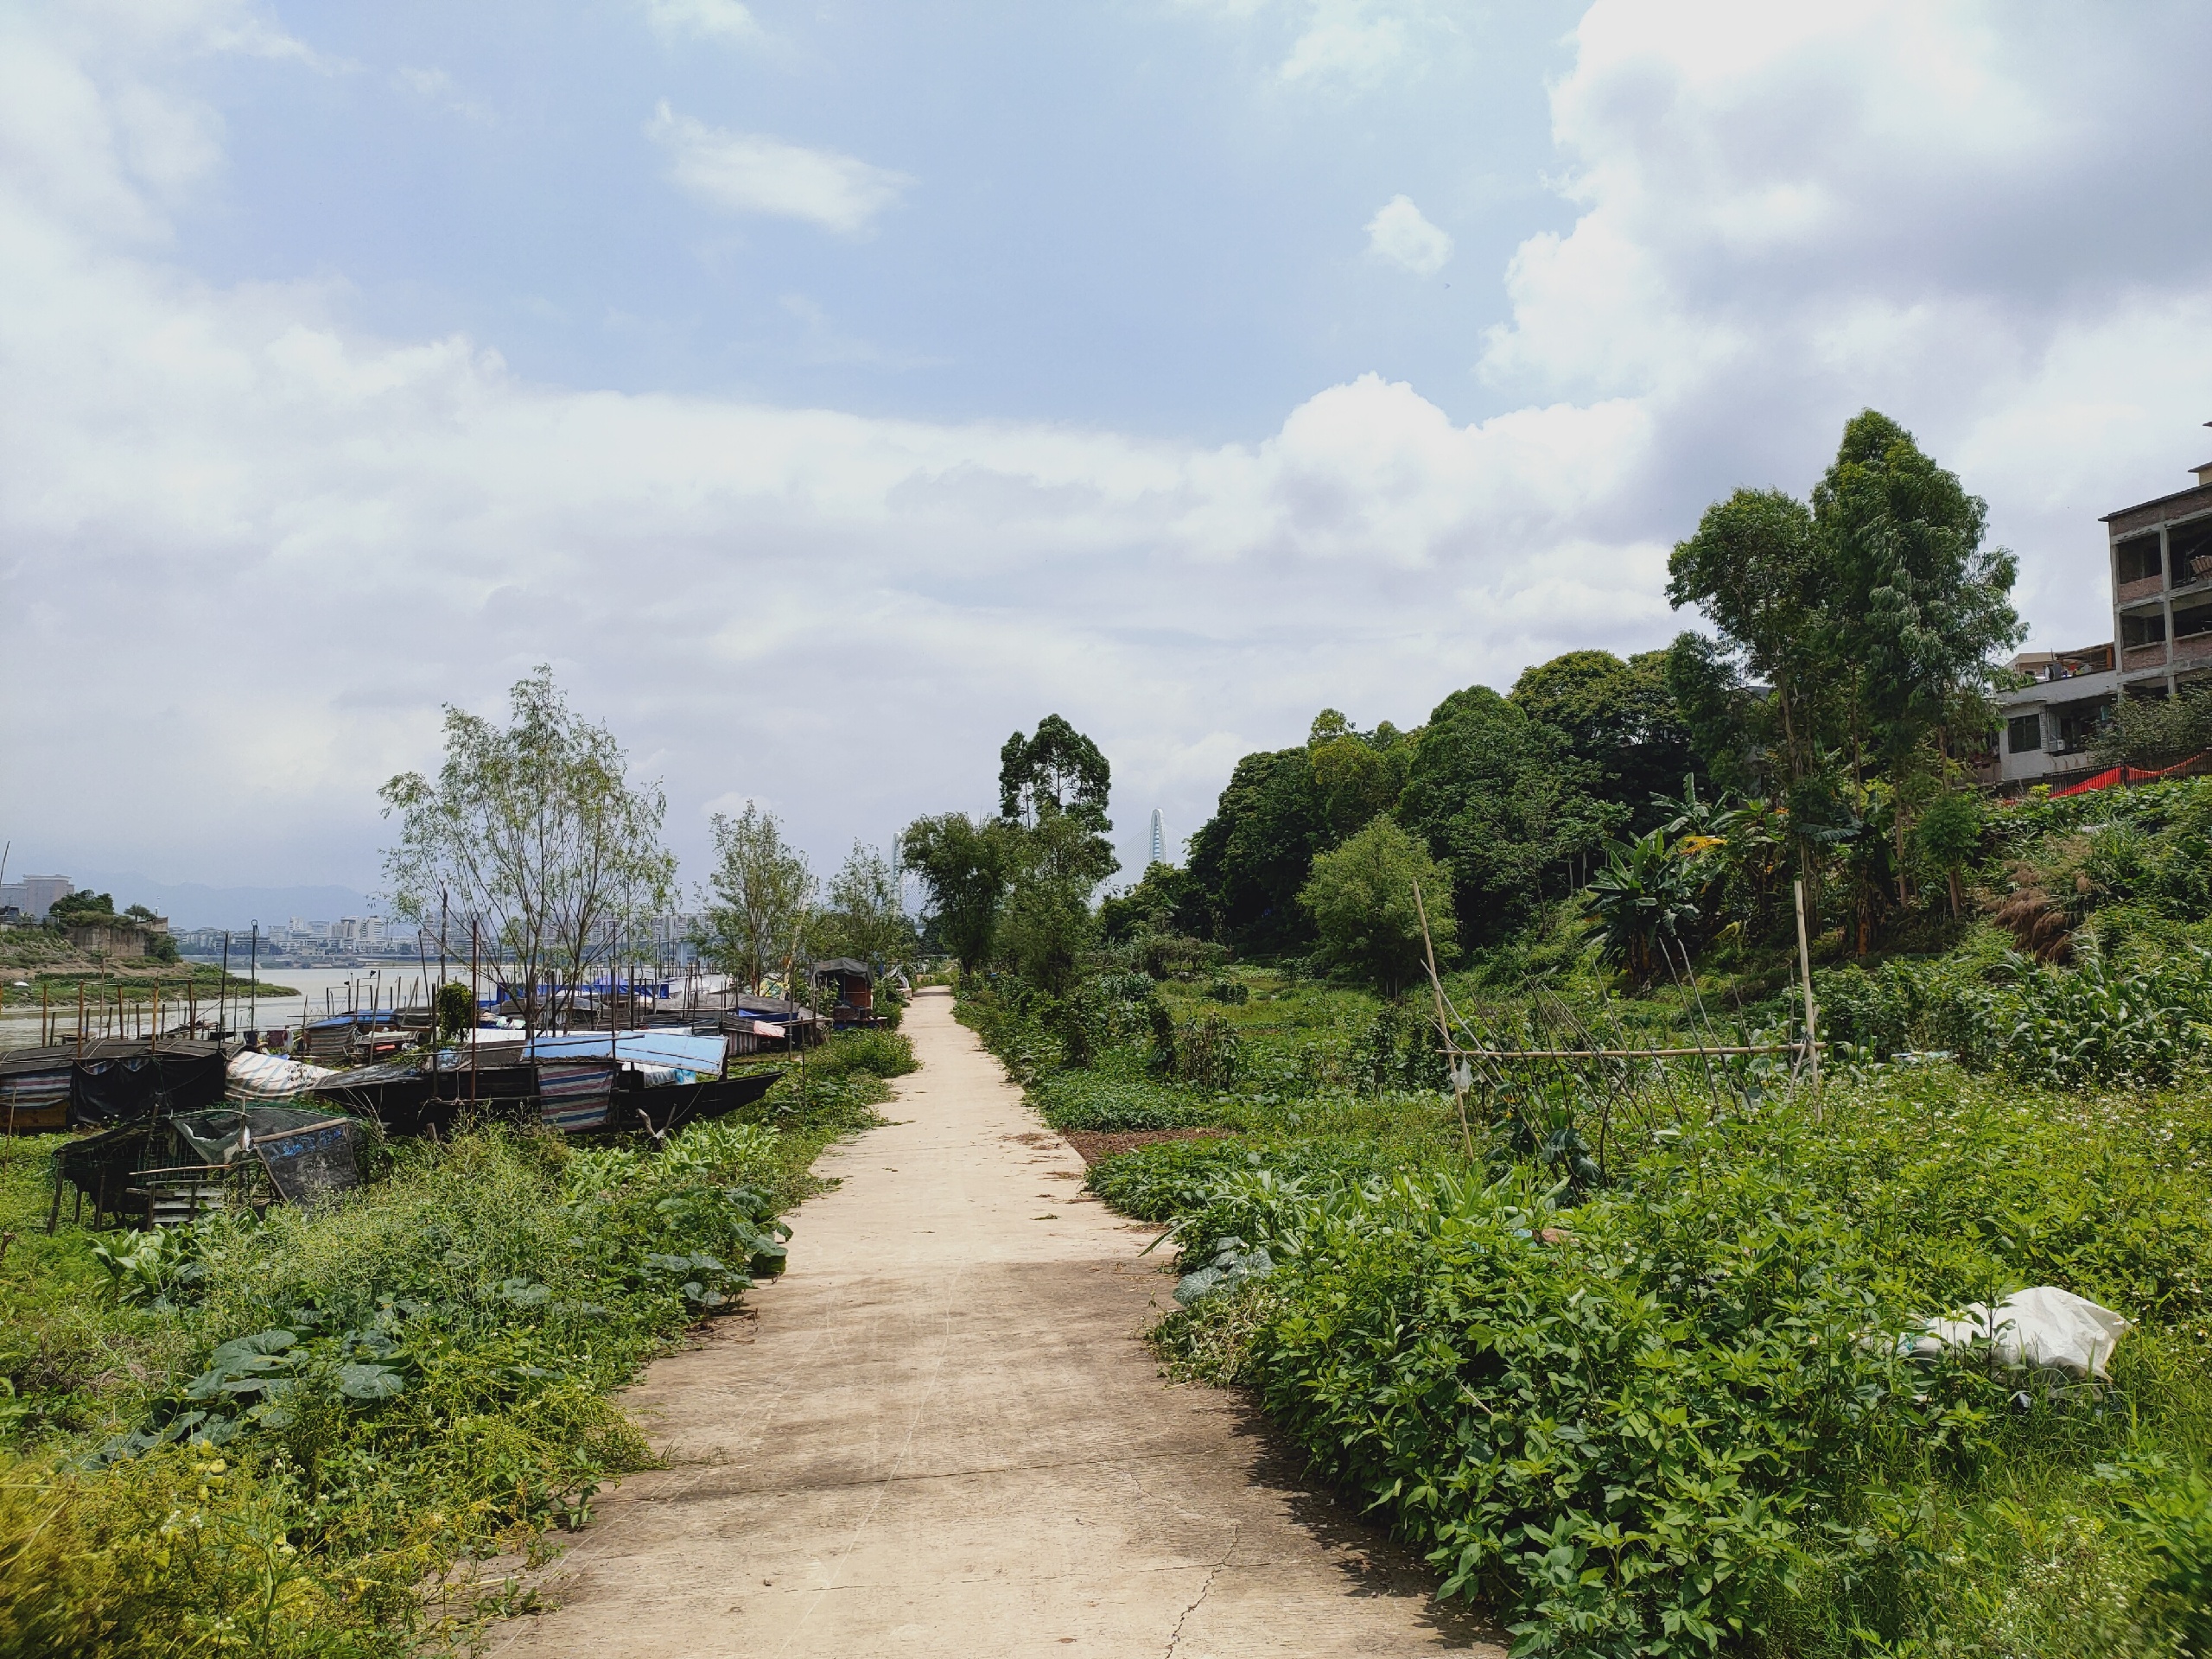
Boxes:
[226,1050,340,1103]
[1901,1286,2132,1382]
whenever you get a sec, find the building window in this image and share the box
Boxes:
[2175,600,2212,639]
[2007,712,2043,753]
[2116,531,2164,584]
[2171,516,2212,588]
[2123,608,2168,647]
[2050,696,2113,754]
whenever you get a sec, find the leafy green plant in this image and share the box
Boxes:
[1584,828,1704,982]
[2100,1453,2212,1654]
[2005,949,2212,1089]
[1488,1081,1601,1196]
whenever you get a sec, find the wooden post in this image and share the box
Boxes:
[1794,878,1821,1106]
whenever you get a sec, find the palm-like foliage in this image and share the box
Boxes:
[1584,828,1703,982]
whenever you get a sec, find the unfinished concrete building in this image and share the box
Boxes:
[1993,444,2212,787]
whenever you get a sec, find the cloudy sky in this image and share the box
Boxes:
[5,0,2211,917]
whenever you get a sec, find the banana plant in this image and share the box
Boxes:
[1583,828,1704,984]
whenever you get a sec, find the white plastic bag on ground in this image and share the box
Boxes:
[1904,1286,2131,1382]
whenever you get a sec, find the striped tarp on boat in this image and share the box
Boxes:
[0,1062,71,1130]
[536,1061,614,1131]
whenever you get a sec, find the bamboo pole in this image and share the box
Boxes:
[1436,1043,1806,1060]
[1412,880,1474,1160]
[1794,878,1821,1108]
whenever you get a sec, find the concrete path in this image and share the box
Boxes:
[493,988,1500,1658]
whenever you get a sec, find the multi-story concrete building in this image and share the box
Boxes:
[1993,445,2212,788]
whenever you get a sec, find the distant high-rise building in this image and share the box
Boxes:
[1148,808,1167,867]
[0,874,73,921]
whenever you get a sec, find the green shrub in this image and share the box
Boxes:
[0,1112,825,1653]
[1033,1069,1224,1131]
[1085,1137,1256,1219]
[2103,1454,2212,1653]
[1194,1160,1999,1655]
[811,1028,918,1081]
[1819,944,2212,1090]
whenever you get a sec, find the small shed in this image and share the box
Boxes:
[50,1103,365,1230]
[809,958,877,1026]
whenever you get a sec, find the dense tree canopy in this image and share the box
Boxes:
[1510,649,1699,826]
[1815,410,2023,770]
[1666,410,2022,946]
[1398,686,1614,945]
[1182,745,1330,947]
[1669,411,2019,792]
[911,714,1119,984]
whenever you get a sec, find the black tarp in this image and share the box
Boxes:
[70,1039,227,1128]
[301,1058,780,1140]
[308,1059,540,1137]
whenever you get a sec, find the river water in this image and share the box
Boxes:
[1,963,739,1050]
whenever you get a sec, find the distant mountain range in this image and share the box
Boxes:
[68,872,381,932]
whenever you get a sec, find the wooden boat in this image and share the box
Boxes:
[302,1045,781,1140]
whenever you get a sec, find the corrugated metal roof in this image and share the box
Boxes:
[524,1029,728,1073]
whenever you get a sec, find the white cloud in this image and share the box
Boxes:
[9,0,2212,888]
[1175,1,1428,89]
[1364,194,1451,276]
[639,0,765,45]
[645,102,907,233]
[1469,0,2212,652]
[1281,4,1408,87]
[0,184,1649,884]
